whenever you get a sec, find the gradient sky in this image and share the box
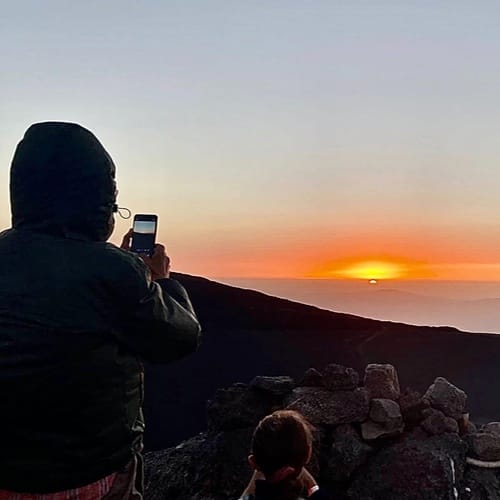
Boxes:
[2,1,500,279]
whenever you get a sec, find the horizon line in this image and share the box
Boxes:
[207,276,500,283]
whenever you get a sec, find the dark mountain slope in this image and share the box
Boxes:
[143,273,500,451]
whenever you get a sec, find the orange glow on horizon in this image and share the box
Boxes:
[152,227,500,281]
[308,256,435,280]
[334,260,405,280]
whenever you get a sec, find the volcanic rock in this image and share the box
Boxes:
[326,424,373,481]
[361,419,404,440]
[145,427,254,500]
[361,399,404,440]
[421,408,459,436]
[469,431,500,461]
[285,387,369,425]
[347,434,467,500]
[370,398,403,426]
[399,387,430,425]
[298,368,325,387]
[323,364,359,391]
[424,377,467,419]
[144,362,481,500]
[463,467,500,500]
[364,364,400,400]
[249,375,295,396]
[482,423,500,436]
[207,384,281,432]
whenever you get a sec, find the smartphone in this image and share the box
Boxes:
[131,214,158,256]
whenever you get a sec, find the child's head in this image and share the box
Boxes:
[249,410,313,483]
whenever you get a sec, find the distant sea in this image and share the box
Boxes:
[214,278,500,334]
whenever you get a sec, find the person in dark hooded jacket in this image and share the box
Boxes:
[0,122,202,498]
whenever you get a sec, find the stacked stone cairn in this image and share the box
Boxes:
[144,364,500,500]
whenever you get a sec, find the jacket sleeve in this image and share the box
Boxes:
[110,250,202,364]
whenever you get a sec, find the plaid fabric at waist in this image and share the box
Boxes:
[0,473,117,500]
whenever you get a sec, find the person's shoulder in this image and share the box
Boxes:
[0,228,18,243]
[83,242,148,286]
[0,228,13,239]
[100,242,142,265]
[91,243,154,302]
[94,242,149,282]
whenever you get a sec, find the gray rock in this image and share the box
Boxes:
[424,377,467,419]
[145,427,254,500]
[323,364,359,391]
[421,408,459,436]
[364,364,400,400]
[250,375,295,396]
[361,419,404,440]
[207,384,282,432]
[285,387,369,425]
[404,425,431,441]
[482,422,500,437]
[298,368,324,387]
[348,434,467,500]
[469,431,500,461]
[326,424,373,481]
[463,467,500,500]
[399,387,430,425]
[370,398,403,426]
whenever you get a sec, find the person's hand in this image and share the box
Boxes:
[140,244,171,280]
[120,228,134,251]
[120,229,171,280]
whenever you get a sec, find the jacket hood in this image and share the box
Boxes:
[10,122,117,241]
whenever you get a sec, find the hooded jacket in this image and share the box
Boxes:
[0,122,201,492]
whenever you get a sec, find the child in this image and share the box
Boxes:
[239,410,330,500]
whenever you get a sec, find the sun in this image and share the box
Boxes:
[329,260,407,280]
[309,255,433,280]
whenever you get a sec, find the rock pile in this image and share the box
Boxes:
[144,363,500,500]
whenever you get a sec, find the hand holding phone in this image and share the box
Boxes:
[131,214,158,257]
[140,244,171,280]
[120,215,170,280]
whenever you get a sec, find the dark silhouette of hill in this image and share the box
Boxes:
[143,273,500,451]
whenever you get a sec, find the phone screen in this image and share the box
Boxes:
[131,217,157,255]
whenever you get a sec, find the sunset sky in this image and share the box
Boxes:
[2,2,500,279]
